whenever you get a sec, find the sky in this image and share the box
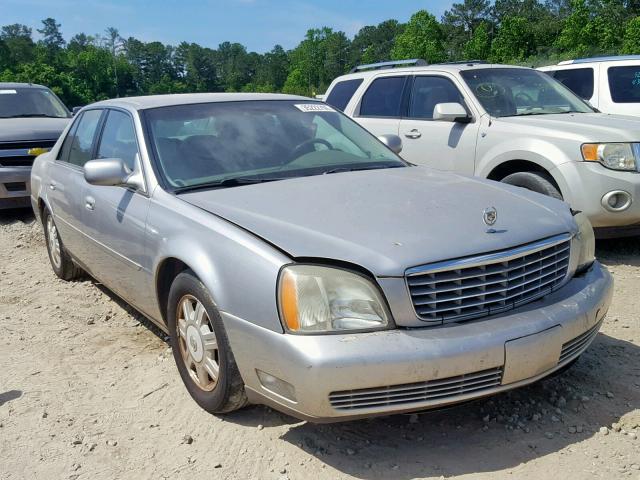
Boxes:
[1,0,453,53]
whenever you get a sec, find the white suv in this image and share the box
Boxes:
[539,55,640,116]
[324,60,640,237]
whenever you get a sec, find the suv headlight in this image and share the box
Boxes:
[581,143,639,171]
[277,265,391,333]
[574,212,595,274]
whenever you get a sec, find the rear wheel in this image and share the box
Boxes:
[43,208,82,280]
[167,271,247,414]
[501,171,563,200]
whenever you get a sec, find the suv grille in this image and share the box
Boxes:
[407,234,571,323]
[0,140,56,167]
[329,367,503,411]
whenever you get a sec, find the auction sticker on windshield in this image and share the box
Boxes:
[0,89,17,94]
[294,104,334,112]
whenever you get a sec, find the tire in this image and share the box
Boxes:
[42,207,82,281]
[167,270,247,414]
[501,171,563,200]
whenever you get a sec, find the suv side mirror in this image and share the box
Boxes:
[72,106,82,116]
[433,103,471,123]
[84,158,131,187]
[377,134,403,154]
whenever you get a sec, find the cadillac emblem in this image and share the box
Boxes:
[483,207,497,226]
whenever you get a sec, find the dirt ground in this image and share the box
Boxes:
[0,208,638,480]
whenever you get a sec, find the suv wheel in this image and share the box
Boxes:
[501,171,563,200]
[167,270,248,414]
[43,208,82,280]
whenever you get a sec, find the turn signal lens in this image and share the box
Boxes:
[279,269,300,331]
[581,144,598,162]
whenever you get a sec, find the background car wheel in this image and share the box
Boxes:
[501,171,563,200]
[167,270,248,414]
[43,208,82,281]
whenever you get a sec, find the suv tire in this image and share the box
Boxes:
[43,208,83,280]
[501,171,563,200]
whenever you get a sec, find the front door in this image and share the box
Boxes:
[80,108,152,308]
[398,75,480,175]
[353,75,408,139]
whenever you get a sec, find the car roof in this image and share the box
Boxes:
[333,63,531,82]
[90,92,314,110]
[0,82,49,89]
[544,55,640,67]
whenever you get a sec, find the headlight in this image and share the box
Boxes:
[574,212,595,274]
[277,265,391,333]
[581,143,639,171]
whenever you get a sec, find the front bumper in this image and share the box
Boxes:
[0,166,31,209]
[556,161,640,230]
[223,261,612,422]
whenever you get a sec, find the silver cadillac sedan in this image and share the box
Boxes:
[31,93,613,422]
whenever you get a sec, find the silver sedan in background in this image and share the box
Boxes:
[31,93,612,422]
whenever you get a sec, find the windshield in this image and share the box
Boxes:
[145,100,406,190]
[460,68,594,117]
[0,87,70,119]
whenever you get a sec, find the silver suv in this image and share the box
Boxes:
[0,83,70,209]
[325,60,640,237]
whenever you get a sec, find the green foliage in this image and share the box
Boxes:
[391,10,446,63]
[0,8,638,104]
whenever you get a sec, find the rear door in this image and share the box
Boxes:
[47,109,103,262]
[352,75,408,139]
[548,66,598,108]
[398,74,479,174]
[80,108,152,306]
[601,62,640,116]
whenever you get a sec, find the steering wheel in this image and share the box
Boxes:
[288,138,334,162]
[515,92,534,105]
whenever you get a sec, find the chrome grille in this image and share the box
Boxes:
[407,234,571,323]
[329,367,503,411]
[559,320,602,364]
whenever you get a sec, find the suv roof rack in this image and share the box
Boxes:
[558,55,640,65]
[434,60,488,65]
[349,59,427,73]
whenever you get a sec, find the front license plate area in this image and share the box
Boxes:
[502,326,563,385]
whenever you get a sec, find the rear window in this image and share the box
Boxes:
[550,68,594,100]
[325,79,363,111]
[608,66,640,103]
[359,76,407,117]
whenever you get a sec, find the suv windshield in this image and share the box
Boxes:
[0,87,70,119]
[461,68,593,117]
[145,100,406,191]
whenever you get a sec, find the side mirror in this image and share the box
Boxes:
[72,106,82,116]
[433,103,471,123]
[377,134,403,154]
[84,158,131,187]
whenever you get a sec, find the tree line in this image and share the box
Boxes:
[1,0,640,107]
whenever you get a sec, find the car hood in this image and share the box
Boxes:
[180,167,576,277]
[495,112,640,142]
[0,117,70,143]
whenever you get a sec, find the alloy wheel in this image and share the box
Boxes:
[46,215,62,269]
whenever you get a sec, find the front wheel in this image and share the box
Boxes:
[501,171,563,200]
[43,208,82,280]
[167,271,247,414]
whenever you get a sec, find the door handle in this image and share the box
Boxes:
[49,181,56,191]
[404,129,422,139]
[85,196,95,211]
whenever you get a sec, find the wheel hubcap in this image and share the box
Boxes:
[177,295,219,391]
[46,215,62,269]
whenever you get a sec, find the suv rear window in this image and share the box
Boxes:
[326,79,363,111]
[550,68,594,100]
[607,66,640,103]
[359,76,406,117]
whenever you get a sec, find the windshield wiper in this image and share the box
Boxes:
[174,176,287,193]
[0,113,66,119]
[322,164,404,175]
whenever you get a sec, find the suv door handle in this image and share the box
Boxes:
[49,181,56,191]
[405,129,422,139]
[85,196,95,211]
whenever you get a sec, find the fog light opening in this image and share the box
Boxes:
[256,369,297,403]
[601,190,632,212]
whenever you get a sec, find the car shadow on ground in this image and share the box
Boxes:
[597,236,640,267]
[0,207,34,225]
[0,390,23,407]
[269,333,639,478]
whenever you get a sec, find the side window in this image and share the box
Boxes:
[326,79,363,111]
[409,76,465,119]
[551,68,594,100]
[97,110,139,171]
[607,66,640,103]
[56,117,80,162]
[359,76,406,117]
[67,109,103,167]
